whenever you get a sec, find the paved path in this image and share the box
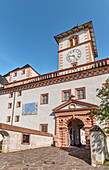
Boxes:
[0,146,108,170]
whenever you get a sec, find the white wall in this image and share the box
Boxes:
[1,130,53,153]
[0,73,108,135]
[5,68,39,83]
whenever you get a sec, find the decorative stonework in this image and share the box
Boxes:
[59,52,63,70]
[53,99,97,148]
[0,63,109,95]
[54,112,96,148]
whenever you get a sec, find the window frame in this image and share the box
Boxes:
[75,87,86,100]
[40,93,48,105]
[62,89,71,102]
[21,133,30,145]
[8,103,12,109]
[17,91,22,97]
[9,93,13,98]
[16,101,21,108]
[68,35,79,47]
[40,124,48,133]
[13,72,17,77]
[21,69,25,75]
[15,115,20,122]
[6,116,11,122]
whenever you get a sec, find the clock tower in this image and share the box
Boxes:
[54,21,98,70]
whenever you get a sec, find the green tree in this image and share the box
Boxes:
[90,77,109,133]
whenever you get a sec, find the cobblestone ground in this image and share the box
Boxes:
[0,146,109,170]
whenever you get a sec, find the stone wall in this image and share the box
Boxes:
[0,123,53,153]
[106,136,109,153]
[90,125,108,166]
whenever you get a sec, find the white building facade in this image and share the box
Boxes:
[0,21,109,147]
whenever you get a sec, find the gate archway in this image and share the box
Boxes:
[68,118,85,146]
[53,97,97,148]
[54,113,96,148]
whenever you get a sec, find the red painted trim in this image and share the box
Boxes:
[21,133,30,145]
[0,123,53,137]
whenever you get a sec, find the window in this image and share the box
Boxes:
[21,134,30,144]
[21,69,25,75]
[62,89,71,102]
[16,101,21,108]
[15,115,20,122]
[68,35,78,47]
[8,103,12,109]
[40,93,48,104]
[17,91,22,97]
[74,37,78,45]
[70,39,73,47]
[6,116,11,122]
[13,72,17,77]
[75,87,86,100]
[9,93,13,98]
[40,124,48,133]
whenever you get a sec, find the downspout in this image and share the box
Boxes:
[11,91,16,125]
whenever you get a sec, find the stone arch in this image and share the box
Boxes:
[55,113,95,147]
[65,117,84,126]
[0,130,10,153]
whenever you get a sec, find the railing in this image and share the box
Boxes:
[4,58,109,89]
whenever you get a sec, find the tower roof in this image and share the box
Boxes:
[54,21,98,58]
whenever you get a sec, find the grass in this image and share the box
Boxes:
[104,161,109,165]
[0,140,2,150]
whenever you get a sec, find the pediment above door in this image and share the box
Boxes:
[52,99,98,113]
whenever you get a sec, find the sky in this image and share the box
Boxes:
[0,0,109,75]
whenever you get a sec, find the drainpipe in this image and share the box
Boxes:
[11,91,16,125]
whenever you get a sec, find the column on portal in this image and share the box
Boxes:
[61,123,68,147]
[54,116,61,147]
[54,116,69,147]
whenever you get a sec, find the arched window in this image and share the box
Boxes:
[70,39,73,47]
[68,35,79,47]
[74,37,78,45]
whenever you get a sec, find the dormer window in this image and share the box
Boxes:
[13,72,17,77]
[21,69,25,75]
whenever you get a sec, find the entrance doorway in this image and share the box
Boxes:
[68,119,86,146]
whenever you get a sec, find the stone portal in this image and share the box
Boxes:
[53,98,97,148]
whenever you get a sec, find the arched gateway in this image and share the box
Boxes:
[53,96,97,148]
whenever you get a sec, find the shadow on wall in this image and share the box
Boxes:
[60,146,91,165]
[90,125,108,166]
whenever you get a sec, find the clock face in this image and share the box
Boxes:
[66,49,81,63]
